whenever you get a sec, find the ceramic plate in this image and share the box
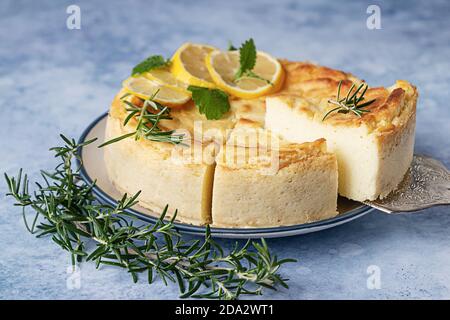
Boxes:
[77,113,373,238]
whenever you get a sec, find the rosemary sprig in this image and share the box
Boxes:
[98,92,184,148]
[4,135,295,299]
[322,81,376,121]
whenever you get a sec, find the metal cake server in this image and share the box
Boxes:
[364,155,450,213]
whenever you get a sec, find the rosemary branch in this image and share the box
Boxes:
[322,81,376,121]
[4,135,295,299]
[98,93,184,148]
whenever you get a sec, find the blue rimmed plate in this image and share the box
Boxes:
[77,113,373,238]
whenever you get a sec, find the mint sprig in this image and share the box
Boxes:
[131,55,170,76]
[187,86,230,120]
[227,40,237,51]
[234,38,257,79]
[234,38,271,84]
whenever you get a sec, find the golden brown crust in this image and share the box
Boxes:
[271,60,418,135]
[109,90,219,165]
[273,82,417,135]
[216,138,333,171]
[110,59,417,172]
[113,60,417,144]
[279,59,360,92]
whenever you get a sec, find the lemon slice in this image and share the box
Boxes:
[171,43,217,88]
[122,76,190,107]
[142,68,189,93]
[205,50,284,99]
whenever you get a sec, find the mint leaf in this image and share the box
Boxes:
[227,40,237,51]
[131,55,170,76]
[235,38,256,79]
[233,38,271,84]
[187,86,230,120]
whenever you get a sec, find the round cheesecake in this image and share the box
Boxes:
[103,60,417,227]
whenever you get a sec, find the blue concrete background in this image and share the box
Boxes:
[1,0,449,299]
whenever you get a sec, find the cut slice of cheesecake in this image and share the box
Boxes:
[103,91,217,225]
[266,80,418,201]
[211,120,338,227]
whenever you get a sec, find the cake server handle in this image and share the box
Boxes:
[364,154,450,213]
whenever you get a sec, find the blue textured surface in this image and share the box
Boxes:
[1,0,449,300]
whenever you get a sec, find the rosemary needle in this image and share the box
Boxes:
[4,135,295,300]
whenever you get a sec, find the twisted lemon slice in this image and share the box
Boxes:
[122,76,190,107]
[205,50,284,99]
[142,68,189,93]
[170,43,217,88]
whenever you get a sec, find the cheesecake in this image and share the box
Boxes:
[103,48,418,227]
